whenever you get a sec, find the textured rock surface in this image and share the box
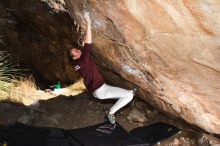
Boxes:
[64,0,220,134]
[1,0,220,134]
[0,0,80,83]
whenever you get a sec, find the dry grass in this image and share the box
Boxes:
[9,77,46,105]
[9,77,86,106]
[0,51,22,100]
[65,78,86,96]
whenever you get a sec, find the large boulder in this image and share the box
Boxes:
[64,0,220,134]
[1,0,220,134]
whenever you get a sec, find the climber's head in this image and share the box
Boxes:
[69,48,82,60]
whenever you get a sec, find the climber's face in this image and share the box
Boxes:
[70,48,82,60]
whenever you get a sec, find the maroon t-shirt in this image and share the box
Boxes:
[72,43,105,93]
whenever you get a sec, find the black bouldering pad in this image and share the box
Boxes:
[67,121,148,146]
[0,121,179,146]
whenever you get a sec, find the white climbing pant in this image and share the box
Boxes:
[93,83,133,115]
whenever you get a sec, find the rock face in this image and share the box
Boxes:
[64,0,220,134]
[1,0,220,134]
[0,0,80,83]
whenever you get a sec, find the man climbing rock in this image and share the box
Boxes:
[68,12,136,124]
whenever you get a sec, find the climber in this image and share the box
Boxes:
[68,12,137,124]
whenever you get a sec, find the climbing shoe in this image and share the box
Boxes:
[107,113,115,125]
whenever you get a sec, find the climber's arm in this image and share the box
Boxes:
[84,12,92,44]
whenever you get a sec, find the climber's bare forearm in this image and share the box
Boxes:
[84,12,92,44]
[84,22,91,44]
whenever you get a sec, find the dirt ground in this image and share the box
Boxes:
[32,92,149,131]
[1,92,219,145]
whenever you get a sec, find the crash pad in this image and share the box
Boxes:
[0,121,179,146]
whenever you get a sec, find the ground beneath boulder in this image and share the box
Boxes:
[1,92,220,145]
